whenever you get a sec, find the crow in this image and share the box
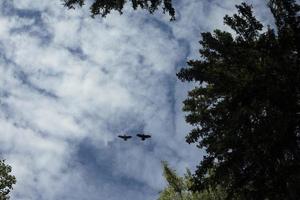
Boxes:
[118,134,132,141]
[136,133,151,141]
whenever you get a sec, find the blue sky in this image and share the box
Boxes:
[0,1,272,199]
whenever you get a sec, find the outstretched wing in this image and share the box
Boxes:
[118,135,132,140]
[137,134,151,140]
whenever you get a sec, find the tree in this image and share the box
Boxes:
[62,0,175,20]
[158,161,226,200]
[177,1,300,199]
[0,160,16,200]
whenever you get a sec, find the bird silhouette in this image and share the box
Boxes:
[118,134,132,141]
[136,133,151,141]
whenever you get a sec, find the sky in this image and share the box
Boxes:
[0,1,273,200]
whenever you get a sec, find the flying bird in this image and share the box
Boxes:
[136,133,151,141]
[118,134,132,141]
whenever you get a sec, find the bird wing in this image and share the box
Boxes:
[118,135,132,139]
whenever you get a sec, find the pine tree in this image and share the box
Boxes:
[62,0,175,20]
[0,160,16,200]
[159,161,226,200]
[177,1,300,199]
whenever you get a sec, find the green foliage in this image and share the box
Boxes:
[158,162,226,200]
[177,1,300,199]
[0,160,16,200]
[62,0,175,20]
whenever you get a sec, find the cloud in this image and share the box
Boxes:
[0,0,273,199]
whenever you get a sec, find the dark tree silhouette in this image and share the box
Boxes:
[0,160,16,200]
[178,1,300,199]
[62,0,175,20]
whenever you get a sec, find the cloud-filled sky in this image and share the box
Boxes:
[0,1,272,199]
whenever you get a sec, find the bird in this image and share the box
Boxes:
[118,134,132,141]
[136,133,151,141]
